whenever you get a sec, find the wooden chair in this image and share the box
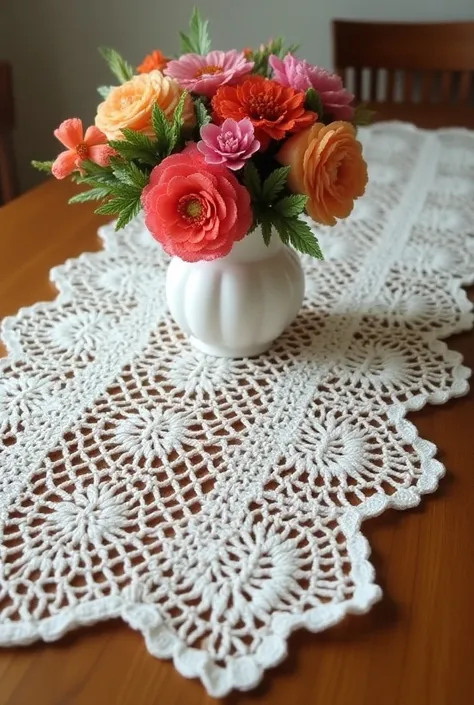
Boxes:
[333,21,474,129]
[0,61,18,204]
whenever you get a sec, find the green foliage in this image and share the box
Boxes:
[353,102,376,126]
[261,166,290,202]
[31,160,53,173]
[109,130,159,166]
[305,88,323,117]
[274,194,308,218]
[151,92,188,155]
[95,195,142,230]
[170,91,187,148]
[67,158,147,230]
[152,103,173,152]
[243,162,262,199]
[68,187,114,204]
[251,37,301,77]
[97,85,115,99]
[281,217,323,258]
[99,46,134,84]
[243,162,323,259]
[194,98,212,134]
[180,7,211,55]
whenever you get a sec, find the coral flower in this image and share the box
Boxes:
[212,75,317,149]
[165,50,254,98]
[269,54,355,121]
[197,118,260,170]
[277,121,368,225]
[51,118,114,179]
[142,144,252,262]
[137,49,169,74]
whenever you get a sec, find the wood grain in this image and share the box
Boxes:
[0,180,473,705]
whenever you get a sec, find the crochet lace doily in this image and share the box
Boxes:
[0,123,473,696]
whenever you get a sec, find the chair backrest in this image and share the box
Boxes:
[333,20,474,129]
[0,61,17,204]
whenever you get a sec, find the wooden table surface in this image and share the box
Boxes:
[0,179,473,705]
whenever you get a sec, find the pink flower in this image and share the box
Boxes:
[164,50,254,98]
[269,54,355,121]
[142,144,252,262]
[52,118,115,179]
[197,118,260,170]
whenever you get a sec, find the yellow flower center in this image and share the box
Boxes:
[186,200,202,218]
[195,64,224,78]
[178,196,204,224]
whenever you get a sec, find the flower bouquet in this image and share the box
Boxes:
[34,9,369,357]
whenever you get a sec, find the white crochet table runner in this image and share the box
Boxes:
[1,122,473,697]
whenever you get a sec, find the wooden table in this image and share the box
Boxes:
[0,180,473,705]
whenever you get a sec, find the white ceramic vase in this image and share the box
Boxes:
[166,228,305,358]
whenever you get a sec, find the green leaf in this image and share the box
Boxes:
[115,198,142,230]
[285,218,324,259]
[120,128,156,150]
[274,194,308,218]
[78,161,117,185]
[68,187,113,204]
[108,139,159,165]
[242,162,262,200]
[31,160,53,173]
[110,159,149,189]
[94,192,142,229]
[269,211,290,245]
[261,216,273,246]
[95,200,123,216]
[194,99,212,131]
[80,160,113,177]
[180,7,211,55]
[152,103,172,152]
[97,85,115,100]
[286,43,300,55]
[305,88,323,117]
[99,46,134,84]
[170,91,188,150]
[261,166,290,203]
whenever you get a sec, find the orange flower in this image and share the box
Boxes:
[95,70,195,141]
[137,49,169,74]
[277,121,368,226]
[212,75,316,150]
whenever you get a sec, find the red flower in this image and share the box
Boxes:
[142,144,252,262]
[212,75,317,149]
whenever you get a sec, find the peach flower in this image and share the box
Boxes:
[142,144,252,262]
[277,121,368,226]
[95,70,195,140]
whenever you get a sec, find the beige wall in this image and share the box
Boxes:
[2,0,474,191]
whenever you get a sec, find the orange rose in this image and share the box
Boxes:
[277,121,368,226]
[95,70,195,141]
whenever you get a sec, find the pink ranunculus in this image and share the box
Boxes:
[197,118,260,170]
[142,144,252,262]
[269,54,355,121]
[164,50,254,98]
